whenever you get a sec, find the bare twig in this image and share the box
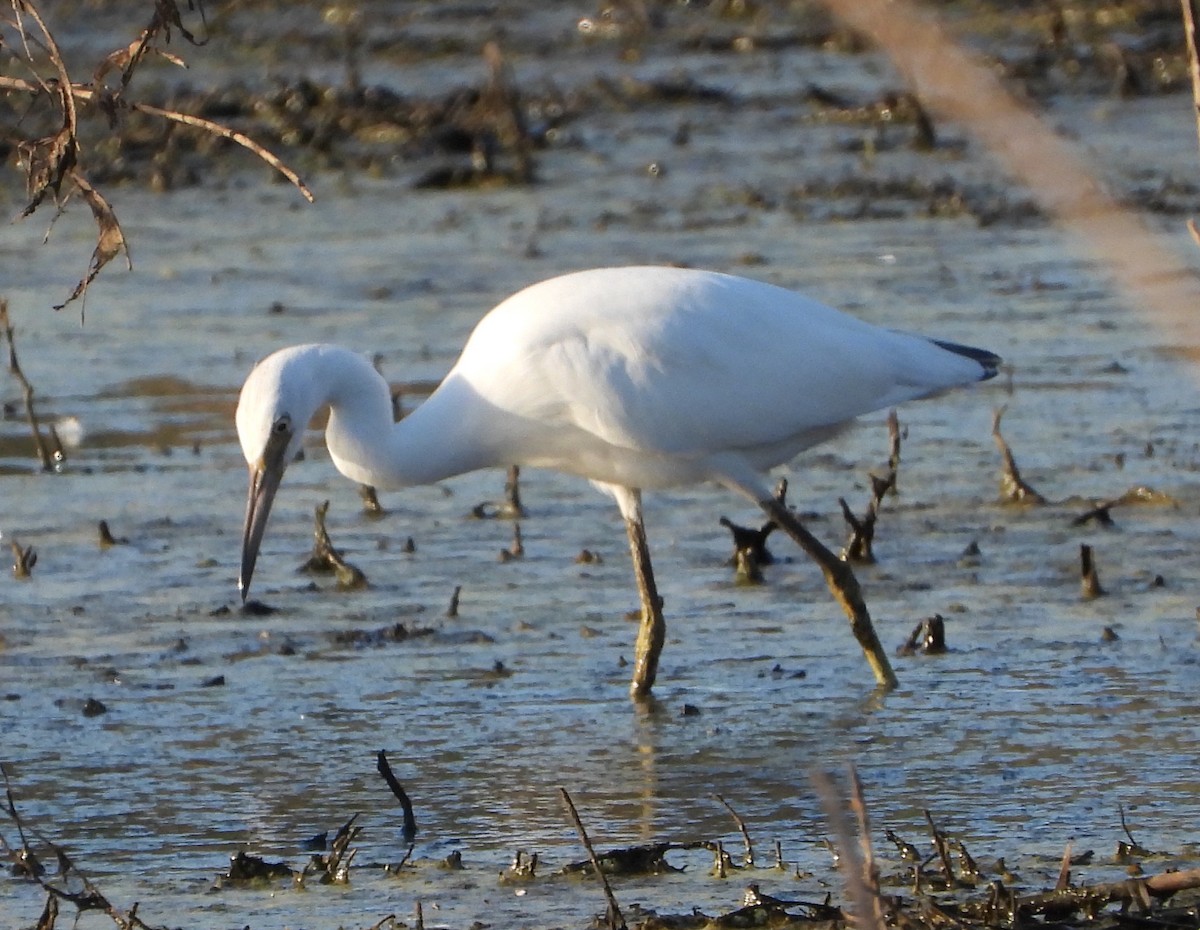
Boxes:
[714,794,755,867]
[559,788,627,930]
[0,301,54,470]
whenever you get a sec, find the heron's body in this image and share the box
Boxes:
[237,265,999,696]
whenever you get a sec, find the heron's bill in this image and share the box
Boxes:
[240,457,284,601]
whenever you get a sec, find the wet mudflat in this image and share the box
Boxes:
[4,2,1200,928]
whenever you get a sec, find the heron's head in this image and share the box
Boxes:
[235,346,326,601]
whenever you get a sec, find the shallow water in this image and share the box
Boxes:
[5,3,1200,928]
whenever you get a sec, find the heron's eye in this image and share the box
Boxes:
[273,417,291,434]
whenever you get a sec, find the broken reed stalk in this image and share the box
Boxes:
[886,409,901,493]
[924,809,956,884]
[841,412,901,562]
[1056,841,1073,892]
[559,788,627,930]
[714,794,755,867]
[504,464,526,517]
[1080,544,1105,598]
[992,407,1046,504]
[0,301,54,470]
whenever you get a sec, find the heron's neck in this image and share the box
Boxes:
[321,350,498,489]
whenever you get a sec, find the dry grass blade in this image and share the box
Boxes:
[813,768,884,930]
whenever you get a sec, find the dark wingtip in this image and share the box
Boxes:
[932,339,1002,381]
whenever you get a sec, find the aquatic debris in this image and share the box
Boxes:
[500,849,539,883]
[10,540,36,579]
[445,584,461,618]
[327,621,435,649]
[376,750,417,845]
[897,614,947,656]
[720,477,792,582]
[412,42,538,190]
[238,599,277,617]
[718,516,777,583]
[298,500,368,590]
[1080,544,1106,599]
[992,406,1047,505]
[2,764,164,925]
[471,464,527,519]
[221,850,293,885]
[299,813,361,885]
[715,794,755,868]
[1071,485,1178,527]
[96,520,127,547]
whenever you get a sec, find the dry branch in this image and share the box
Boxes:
[0,301,54,470]
[714,794,755,868]
[3,0,312,312]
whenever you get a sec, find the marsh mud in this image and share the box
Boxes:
[4,1,1200,928]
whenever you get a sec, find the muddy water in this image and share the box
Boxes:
[5,4,1200,928]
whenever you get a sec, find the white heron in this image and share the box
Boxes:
[236,265,999,697]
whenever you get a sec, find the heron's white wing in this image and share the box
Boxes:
[470,268,984,458]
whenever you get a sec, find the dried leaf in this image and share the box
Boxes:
[53,172,132,314]
[18,126,77,217]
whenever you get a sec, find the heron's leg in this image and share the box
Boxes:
[607,486,666,699]
[759,496,898,689]
[625,510,665,699]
